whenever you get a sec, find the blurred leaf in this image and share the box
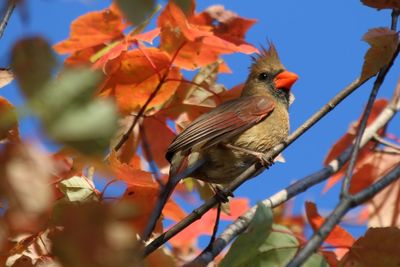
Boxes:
[0,68,13,89]
[37,69,118,156]
[340,227,400,267]
[11,37,57,98]
[115,0,155,25]
[59,176,98,202]
[220,203,273,267]
[0,97,20,143]
[360,28,398,81]
[361,0,400,9]
[51,202,141,267]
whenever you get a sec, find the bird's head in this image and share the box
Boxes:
[242,43,298,107]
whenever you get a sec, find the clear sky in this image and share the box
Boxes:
[1,0,399,239]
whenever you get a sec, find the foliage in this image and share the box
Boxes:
[0,0,399,266]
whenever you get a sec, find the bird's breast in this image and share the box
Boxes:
[193,105,289,184]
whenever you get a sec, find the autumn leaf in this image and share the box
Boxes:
[360,27,399,81]
[51,202,142,267]
[340,227,400,267]
[361,0,400,9]
[142,116,176,169]
[0,68,13,89]
[158,1,257,70]
[0,97,20,143]
[323,99,389,191]
[305,202,355,253]
[53,4,126,55]
[58,176,99,202]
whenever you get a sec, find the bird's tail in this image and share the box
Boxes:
[142,157,205,241]
[142,177,179,241]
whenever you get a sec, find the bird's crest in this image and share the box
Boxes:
[251,42,285,72]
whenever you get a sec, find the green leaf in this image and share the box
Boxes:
[221,219,328,267]
[47,99,117,155]
[11,37,57,98]
[34,68,118,155]
[59,176,98,202]
[220,203,273,267]
[115,0,155,25]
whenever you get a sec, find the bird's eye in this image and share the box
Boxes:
[258,72,269,81]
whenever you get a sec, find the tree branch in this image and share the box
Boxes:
[288,11,400,265]
[341,40,400,197]
[143,76,369,256]
[287,165,400,267]
[0,0,16,39]
[189,83,400,265]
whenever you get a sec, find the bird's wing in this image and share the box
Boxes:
[166,95,275,161]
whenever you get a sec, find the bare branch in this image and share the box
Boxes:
[373,134,400,152]
[0,0,16,39]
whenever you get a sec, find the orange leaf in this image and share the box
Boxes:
[157,1,257,70]
[163,199,187,222]
[110,152,159,232]
[305,202,355,252]
[54,4,126,55]
[142,116,176,169]
[323,99,389,191]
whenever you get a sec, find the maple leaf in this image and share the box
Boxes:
[53,4,126,55]
[323,99,389,192]
[157,1,258,70]
[305,202,355,259]
[360,27,399,81]
[340,227,400,266]
[361,0,400,9]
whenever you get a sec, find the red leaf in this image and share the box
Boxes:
[305,202,355,255]
[323,99,389,192]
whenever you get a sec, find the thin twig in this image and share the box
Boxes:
[189,89,400,265]
[373,134,400,152]
[0,0,16,39]
[143,77,369,256]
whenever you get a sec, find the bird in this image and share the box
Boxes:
[142,43,298,240]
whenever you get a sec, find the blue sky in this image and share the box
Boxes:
[1,0,399,240]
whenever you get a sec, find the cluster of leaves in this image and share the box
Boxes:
[0,0,399,266]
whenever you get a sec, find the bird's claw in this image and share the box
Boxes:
[214,186,234,203]
[255,153,274,169]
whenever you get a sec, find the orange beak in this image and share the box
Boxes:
[273,70,299,91]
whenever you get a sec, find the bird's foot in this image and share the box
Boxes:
[214,185,234,203]
[256,154,275,169]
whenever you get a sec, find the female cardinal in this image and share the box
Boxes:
[143,44,298,240]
